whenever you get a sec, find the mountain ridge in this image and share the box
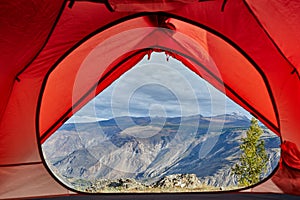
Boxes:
[43,113,280,190]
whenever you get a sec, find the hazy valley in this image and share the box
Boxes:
[43,113,280,191]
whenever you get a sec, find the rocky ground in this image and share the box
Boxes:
[69,174,235,193]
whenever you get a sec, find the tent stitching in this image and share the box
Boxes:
[0,161,43,168]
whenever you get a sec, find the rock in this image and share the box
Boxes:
[112,178,145,190]
[84,178,147,192]
[81,174,205,192]
[154,174,202,189]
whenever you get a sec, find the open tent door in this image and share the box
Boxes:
[41,52,281,193]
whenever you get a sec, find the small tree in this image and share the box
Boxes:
[232,117,268,187]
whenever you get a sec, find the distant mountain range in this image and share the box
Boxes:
[42,113,280,189]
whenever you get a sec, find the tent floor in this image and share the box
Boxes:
[31,193,300,200]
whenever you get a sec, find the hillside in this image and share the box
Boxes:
[42,113,280,191]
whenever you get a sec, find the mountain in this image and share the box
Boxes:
[42,113,280,189]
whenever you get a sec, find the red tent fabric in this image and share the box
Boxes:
[0,0,299,199]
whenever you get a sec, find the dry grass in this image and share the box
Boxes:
[81,185,240,193]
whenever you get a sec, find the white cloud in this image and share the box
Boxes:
[66,115,107,124]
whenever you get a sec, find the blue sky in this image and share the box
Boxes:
[68,53,252,123]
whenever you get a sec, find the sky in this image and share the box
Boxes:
[68,52,252,123]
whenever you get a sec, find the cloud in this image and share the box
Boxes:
[67,115,107,124]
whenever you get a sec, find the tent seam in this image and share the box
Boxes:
[0,161,43,167]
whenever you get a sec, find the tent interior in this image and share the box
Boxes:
[0,0,299,199]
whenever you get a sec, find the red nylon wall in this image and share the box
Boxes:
[0,0,64,123]
[0,1,130,166]
[0,0,300,198]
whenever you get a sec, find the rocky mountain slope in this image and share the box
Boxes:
[42,113,280,190]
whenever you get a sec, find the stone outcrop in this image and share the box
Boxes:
[154,174,202,189]
[82,174,204,192]
[84,178,146,192]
